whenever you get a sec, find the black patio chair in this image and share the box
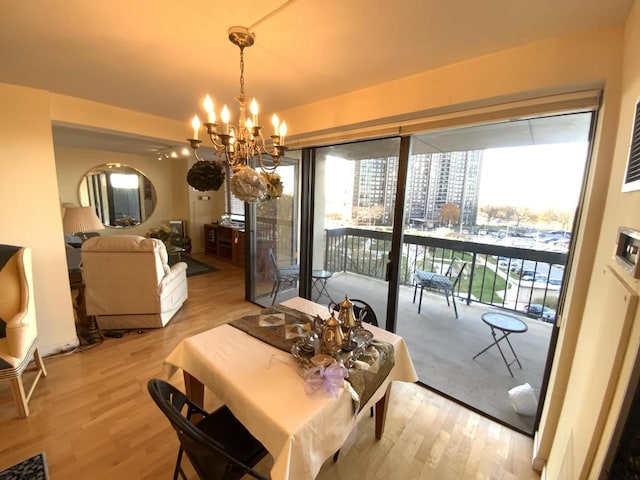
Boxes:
[147,379,269,480]
[413,259,467,319]
[268,248,300,305]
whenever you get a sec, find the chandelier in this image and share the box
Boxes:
[187,26,287,202]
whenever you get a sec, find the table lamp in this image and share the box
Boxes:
[63,205,105,346]
[63,206,105,241]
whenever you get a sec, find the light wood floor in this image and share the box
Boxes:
[0,254,541,480]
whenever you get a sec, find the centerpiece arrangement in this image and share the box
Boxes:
[291,296,374,369]
[229,299,394,406]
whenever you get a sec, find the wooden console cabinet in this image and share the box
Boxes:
[203,224,245,267]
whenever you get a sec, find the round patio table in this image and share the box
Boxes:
[311,270,333,303]
[473,312,528,377]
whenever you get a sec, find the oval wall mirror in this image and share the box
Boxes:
[79,163,157,228]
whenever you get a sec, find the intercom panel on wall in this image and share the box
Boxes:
[615,227,640,279]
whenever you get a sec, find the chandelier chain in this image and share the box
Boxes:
[239,47,245,97]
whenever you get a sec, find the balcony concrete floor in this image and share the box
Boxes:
[266,271,553,435]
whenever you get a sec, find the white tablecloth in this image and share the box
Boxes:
[164,297,417,480]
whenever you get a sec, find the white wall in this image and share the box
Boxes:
[0,84,78,353]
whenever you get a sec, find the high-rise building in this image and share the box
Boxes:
[351,150,482,228]
[406,151,483,228]
[352,157,399,225]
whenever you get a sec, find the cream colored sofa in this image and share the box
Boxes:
[81,235,188,330]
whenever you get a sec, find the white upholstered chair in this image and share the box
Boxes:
[81,235,188,330]
[0,245,47,418]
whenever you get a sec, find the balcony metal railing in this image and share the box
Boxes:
[324,227,567,319]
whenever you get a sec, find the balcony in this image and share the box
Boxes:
[270,227,561,434]
[324,227,567,316]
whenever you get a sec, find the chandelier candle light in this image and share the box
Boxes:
[187,26,287,202]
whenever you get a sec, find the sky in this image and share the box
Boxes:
[478,142,589,212]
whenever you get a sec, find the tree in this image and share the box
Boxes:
[495,205,516,224]
[512,207,535,227]
[439,203,460,226]
[556,210,574,231]
[479,205,501,224]
[354,204,385,226]
[539,209,560,226]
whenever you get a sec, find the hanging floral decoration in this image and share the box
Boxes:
[230,165,267,203]
[186,160,225,192]
[260,171,284,201]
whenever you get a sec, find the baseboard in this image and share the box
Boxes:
[532,430,547,473]
[40,336,80,357]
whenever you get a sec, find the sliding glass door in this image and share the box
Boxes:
[309,138,401,319]
[394,112,594,434]
[301,109,595,435]
[248,152,301,307]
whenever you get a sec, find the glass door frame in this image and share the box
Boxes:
[298,147,316,300]
[383,135,410,331]
[297,136,410,330]
[245,153,302,305]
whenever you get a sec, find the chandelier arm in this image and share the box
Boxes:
[254,129,266,147]
[188,139,207,162]
[212,135,225,151]
[209,135,225,152]
[192,149,206,162]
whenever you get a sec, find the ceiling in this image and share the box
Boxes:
[2,0,632,155]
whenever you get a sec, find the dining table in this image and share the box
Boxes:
[163,296,417,480]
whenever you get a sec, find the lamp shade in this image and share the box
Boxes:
[63,206,104,235]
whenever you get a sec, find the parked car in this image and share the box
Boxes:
[521,273,548,283]
[524,304,556,322]
[497,256,512,268]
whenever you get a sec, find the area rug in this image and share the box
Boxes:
[169,255,218,277]
[0,452,49,480]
